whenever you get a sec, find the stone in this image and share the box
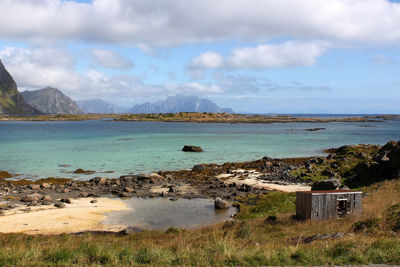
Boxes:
[41,195,52,202]
[60,198,72,204]
[54,202,65,208]
[41,183,51,189]
[123,187,134,193]
[62,188,71,193]
[192,164,205,171]
[119,192,129,197]
[29,184,40,190]
[214,197,231,209]
[90,199,98,203]
[21,193,42,202]
[90,177,106,185]
[311,179,341,191]
[148,173,164,180]
[182,145,203,152]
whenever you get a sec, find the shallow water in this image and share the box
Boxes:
[103,197,236,230]
[1,120,400,179]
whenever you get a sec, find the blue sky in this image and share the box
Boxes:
[0,0,400,113]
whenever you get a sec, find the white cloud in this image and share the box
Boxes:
[187,41,328,73]
[91,49,133,70]
[0,46,224,106]
[0,0,400,47]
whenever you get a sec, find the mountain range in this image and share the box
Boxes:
[1,60,234,115]
[76,99,121,114]
[128,95,234,114]
[0,60,42,115]
[21,87,83,114]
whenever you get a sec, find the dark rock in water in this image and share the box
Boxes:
[182,145,203,152]
[73,168,95,175]
[119,192,129,197]
[192,164,205,171]
[311,179,341,191]
[304,128,326,132]
[214,197,231,209]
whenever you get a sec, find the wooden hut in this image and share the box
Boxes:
[296,190,362,220]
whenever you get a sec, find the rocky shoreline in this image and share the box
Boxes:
[0,156,309,213]
[2,139,400,219]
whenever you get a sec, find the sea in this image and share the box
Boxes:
[1,117,400,180]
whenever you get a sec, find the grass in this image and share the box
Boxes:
[0,180,398,266]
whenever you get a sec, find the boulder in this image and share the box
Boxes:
[41,183,51,189]
[54,202,66,208]
[149,173,164,180]
[41,195,52,202]
[90,177,107,185]
[214,197,231,209]
[311,179,341,191]
[192,164,205,171]
[182,145,203,152]
[123,187,135,193]
[21,193,42,202]
[29,184,40,190]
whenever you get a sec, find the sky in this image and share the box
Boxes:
[0,0,400,113]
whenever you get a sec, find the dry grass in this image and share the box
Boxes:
[0,180,398,266]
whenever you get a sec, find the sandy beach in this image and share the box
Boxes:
[0,197,129,235]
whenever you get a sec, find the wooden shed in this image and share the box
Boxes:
[296,190,362,220]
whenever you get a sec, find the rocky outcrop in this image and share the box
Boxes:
[182,145,203,152]
[21,87,83,114]
[0,60,42,115]
[311,179,341,191]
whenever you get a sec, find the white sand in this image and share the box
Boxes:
[217,169,311,192]
[0,197,129,235]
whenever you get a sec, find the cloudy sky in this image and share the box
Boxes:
[0,0,400,113]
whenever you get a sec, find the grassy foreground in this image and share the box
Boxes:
[0,180,399,266]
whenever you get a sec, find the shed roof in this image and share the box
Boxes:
[296,190,362,195]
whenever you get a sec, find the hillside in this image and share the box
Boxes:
[0,60,41,115]
[21,87,83,115]
[128,95,233,113]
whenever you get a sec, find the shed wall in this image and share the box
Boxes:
[296,191,362,220]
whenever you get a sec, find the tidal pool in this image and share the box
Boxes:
[103,197,236,230]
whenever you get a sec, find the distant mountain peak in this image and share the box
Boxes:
[21,87,83,115]
[0,59,42,115]
[76,99,121,114]
[128,95,234,114]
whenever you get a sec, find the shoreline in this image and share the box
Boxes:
[1,112,399,123]
[0,197,128,235]
[0,139,398,235]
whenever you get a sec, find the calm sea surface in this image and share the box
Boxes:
[1,119,400,180]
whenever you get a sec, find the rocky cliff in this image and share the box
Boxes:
[0,60,41,115]
[21,87,83,114]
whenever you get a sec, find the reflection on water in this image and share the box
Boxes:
[103,197,236,230]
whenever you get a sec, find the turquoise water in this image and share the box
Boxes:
[104,197,236,230]
[1,120,400,180]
